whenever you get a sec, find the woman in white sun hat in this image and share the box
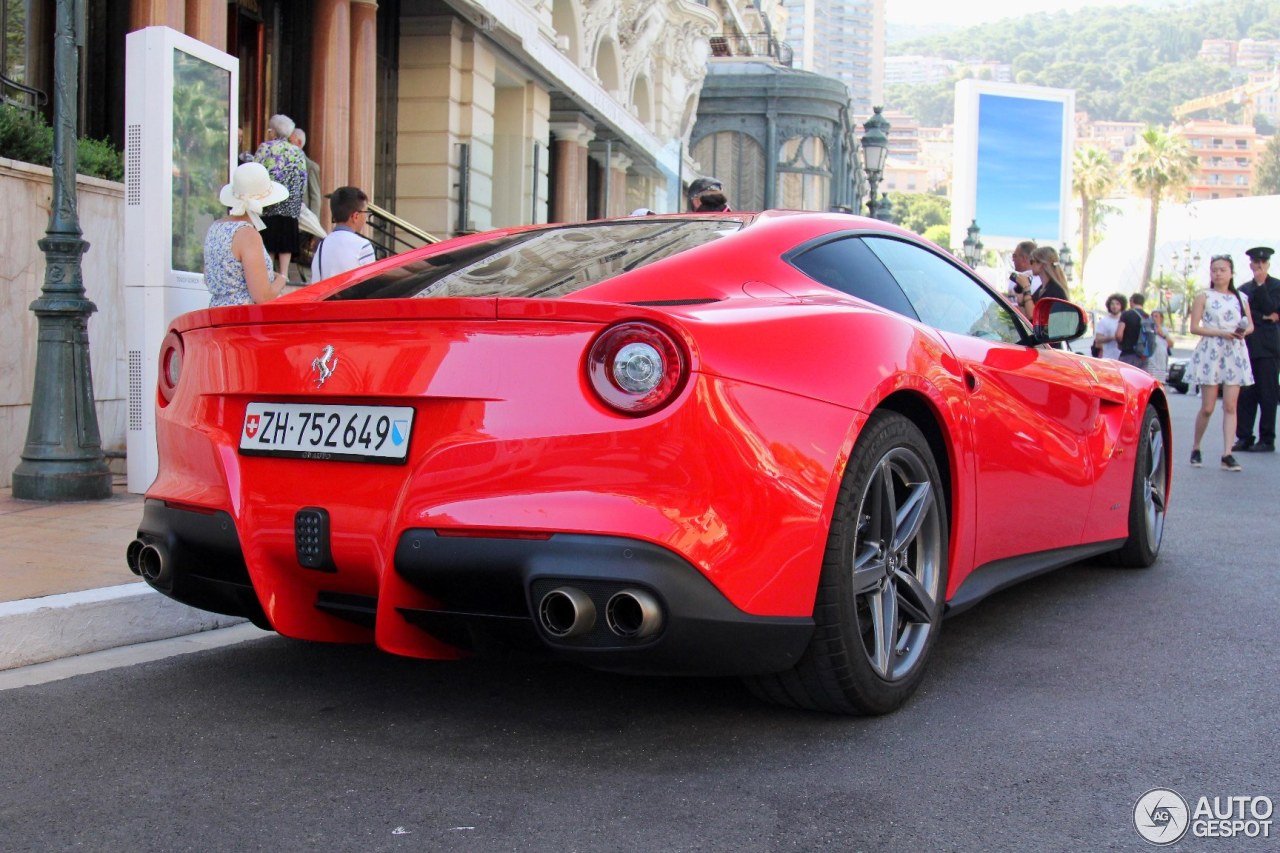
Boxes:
[204,162,289,307]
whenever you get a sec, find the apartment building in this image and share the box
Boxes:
[782,0,884,115]
[1180,119,1261,200]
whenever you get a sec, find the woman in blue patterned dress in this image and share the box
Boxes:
[204,162,288,307]
[1187,254,1254,471]
[253,113,308,282]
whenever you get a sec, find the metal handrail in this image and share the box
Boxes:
[707,33,794,67]
[0,73,47,114]
[365,201,441,259]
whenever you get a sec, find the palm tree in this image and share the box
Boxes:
[1123,126,1196,294]
[1072,146,1115,287]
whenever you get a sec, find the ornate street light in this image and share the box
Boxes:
[860,106,890,218]
[1172,244,1200,279]
[962,220,983,267]
[1060,243,1074,282]
[873,193,895,224]
[11,0,112,501]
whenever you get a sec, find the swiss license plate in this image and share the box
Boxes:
[239,402,415,463]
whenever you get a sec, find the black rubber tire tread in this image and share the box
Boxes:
[745,410,949,715]
[1109,403,1165,569]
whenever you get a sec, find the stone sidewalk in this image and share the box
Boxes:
[0,479,243,670]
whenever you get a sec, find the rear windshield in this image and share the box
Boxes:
[326,218,745,301]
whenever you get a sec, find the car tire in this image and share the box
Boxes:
[1173,382,1188,394]
[1108,404,1167,568]
[745,411,948,715]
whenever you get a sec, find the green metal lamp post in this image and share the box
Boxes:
[11,0,112,501]
[962,220,983,268]
[860,106,890,219]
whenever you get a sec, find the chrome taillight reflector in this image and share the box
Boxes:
[586,322,688,415]
[158,330,183,405]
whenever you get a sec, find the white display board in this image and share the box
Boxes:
[951,80,1075,253]
[124,27,237,493]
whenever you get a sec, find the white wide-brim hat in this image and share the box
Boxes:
[219,162,289,230]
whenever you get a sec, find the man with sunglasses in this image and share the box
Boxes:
[1234,246,1280,452]
[313,186,377,282]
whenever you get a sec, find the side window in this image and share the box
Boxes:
[788,237,918,320]
[862,237,1024,343]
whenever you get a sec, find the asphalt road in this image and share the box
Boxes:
[2,389,1277,852]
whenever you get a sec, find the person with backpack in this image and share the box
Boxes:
[1115,292,1156,371]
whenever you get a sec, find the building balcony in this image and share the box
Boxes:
[708,33,795,67]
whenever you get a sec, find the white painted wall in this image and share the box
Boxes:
[1,158,126,484]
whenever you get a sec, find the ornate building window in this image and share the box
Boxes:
[691,130,765,211]
[777,135,830,211]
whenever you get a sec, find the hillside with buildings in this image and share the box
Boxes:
[876,0,1280,203]
[886,0,1280,126]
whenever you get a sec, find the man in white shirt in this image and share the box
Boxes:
[312,186,376,281]
[1007,239,1040,301]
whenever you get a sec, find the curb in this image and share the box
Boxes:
[0,584,246,671]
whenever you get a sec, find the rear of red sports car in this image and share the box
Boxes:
[128,214,884,678]
[128,211,1168,714]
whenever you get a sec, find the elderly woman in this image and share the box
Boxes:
[204,162,288,307]
[253,113,308,282]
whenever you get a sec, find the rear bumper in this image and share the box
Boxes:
[131,499,271,629]
[130,500,813,676]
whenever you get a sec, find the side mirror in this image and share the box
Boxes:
[1030,297,1087,344]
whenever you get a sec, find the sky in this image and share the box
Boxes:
[885,0,1150,27]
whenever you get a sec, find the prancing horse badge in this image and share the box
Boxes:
[311,345,338,388]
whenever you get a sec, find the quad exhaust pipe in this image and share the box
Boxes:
[605,588,663,640]
[538,586,597,638]
[126,539,172,589]
[537,585,665,641]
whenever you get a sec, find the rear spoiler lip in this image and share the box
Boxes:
[166,296,719,335]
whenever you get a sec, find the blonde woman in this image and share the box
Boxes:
[1013,245,1069,320]
[1187,254,1254,471]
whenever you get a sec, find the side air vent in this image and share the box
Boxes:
[128,349,143,431]
[126,124,142,205]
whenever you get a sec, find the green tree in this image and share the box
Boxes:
[1254,134,1280,195]
[1072,146,1116,289]
[1123,126,1196,293]
[888,0,1280,123]
[922,223,950,248]
[885,191,950,235]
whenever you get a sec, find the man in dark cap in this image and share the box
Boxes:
[687,176,726,212]
[1234,245,1280,452]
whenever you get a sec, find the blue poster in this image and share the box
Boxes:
[975,93,1064,243]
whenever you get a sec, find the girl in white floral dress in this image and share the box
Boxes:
[1188,255,1254,470]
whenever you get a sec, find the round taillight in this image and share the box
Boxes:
[158,330,184,405]
[586,322,688,415]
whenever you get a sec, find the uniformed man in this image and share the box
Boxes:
[1234,245,1280,452]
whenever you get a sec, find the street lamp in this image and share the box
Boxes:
[962,220,983,267]
[1060,243,1074,282]
[1169,245,1200,332]
[1171,244,1200,280]
[873,193,895,224]
[11,0,112,501]
[860,106,890,218]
